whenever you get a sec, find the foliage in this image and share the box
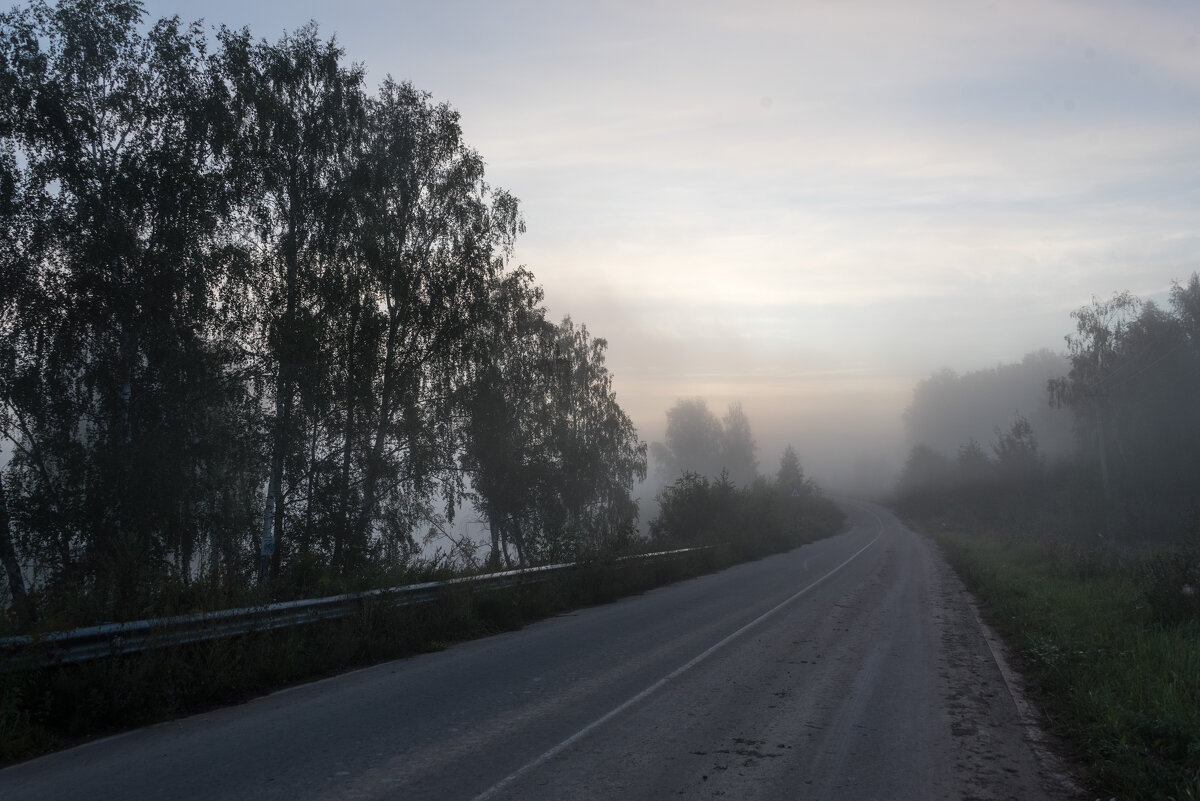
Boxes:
[897,279,1200,798]
[650,397,760,488]
[903,350,1075,461]
[0,1,646,628]
[459,300,647,568]
[933,527,1200,801]
[719,402,757,488]
[650,447,843,558]
[896,273,1200,547]
[1048,278,1200,542]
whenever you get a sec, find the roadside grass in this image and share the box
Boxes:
[931,527,1200,801]
[0,533,796,765]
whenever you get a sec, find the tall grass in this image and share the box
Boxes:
[932,528,1200,800]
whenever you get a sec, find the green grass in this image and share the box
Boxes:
[931,527,1200,801]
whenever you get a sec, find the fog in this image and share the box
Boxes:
[13,0,1200,576]
[6,9,1200,796]
[138,0,1200,506]
[630,350,1074,506]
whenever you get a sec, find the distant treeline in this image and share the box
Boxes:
[646,397,844,553]
[650,398,759,489]
[903,349,1075,460]
[0,1,646,626]
[651,445,844,556]
[896,274,1200,544]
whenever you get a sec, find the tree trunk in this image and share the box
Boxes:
[264,203,301,582]
[0,471,35,624]
[351,308,402,564]
[510,518,526,567]
[336,299,360,572]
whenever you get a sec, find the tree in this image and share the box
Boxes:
[991,416,1042,481]
[776,444,805,492]
[538,317,647,559]
[337,78,522,571]
[955,439,992,487]
[894,445,953,515]
[904,351,1074,462]
[1049,284,1200,537]
[0,0,647,623]
[459,271,550,568]
[0,0,250,613]
[650,451,843,554]
[720,402,757,487]
[653,397,762,486]
[650,472,717,546]
[220,23,368,580]
[461,298,646,567]
[774,445,815,540]
[0,470,33,622]
[652,398,722,483]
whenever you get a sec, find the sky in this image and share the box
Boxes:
[143,0,1200,489]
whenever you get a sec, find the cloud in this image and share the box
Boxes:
[140,0,1200,480]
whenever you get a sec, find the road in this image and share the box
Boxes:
[0,501,1076,800]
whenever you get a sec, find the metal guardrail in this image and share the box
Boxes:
[0,546,710,672]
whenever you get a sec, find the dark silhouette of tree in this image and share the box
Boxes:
[0,470,33,623]
[537,317,647,560]
[894,445,953,517]
[1049,281,1200,540]
[898,274,1200,544]
[776,444,806,492]
[338,78,522,572]
[904,350,1074,462]
[0,0,251,614]
[459,271,551,568]
[0,1,647,624]
[652,398,722,483]
[650,446,842,555]
[720,402,757,488]
[652,398,759,486]
[220,22,367,581]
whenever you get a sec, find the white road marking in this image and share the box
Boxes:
[471,511,884,801]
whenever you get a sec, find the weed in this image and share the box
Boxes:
[931,527,1200,801]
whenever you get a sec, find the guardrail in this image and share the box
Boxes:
[0,546,710,672]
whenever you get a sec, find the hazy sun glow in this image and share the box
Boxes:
[144,0,1200,485]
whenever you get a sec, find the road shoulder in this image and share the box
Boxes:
[925,533,1083,800]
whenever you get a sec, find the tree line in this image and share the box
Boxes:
[0,0,646,626]
[650,398,759,489]
[648,397,844,555]
[895,274,1200,544]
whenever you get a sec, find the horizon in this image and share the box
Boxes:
[138,0,1200,489]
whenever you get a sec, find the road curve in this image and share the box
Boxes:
[0,501,1075,800]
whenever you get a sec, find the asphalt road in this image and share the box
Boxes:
[0,501,1076,800]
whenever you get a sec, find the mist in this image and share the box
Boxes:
[6,3,1199,796]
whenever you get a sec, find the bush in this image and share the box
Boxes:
[649,472,843,557]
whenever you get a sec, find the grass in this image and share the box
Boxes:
[0,493,844,766]
[930,527,1200,801]
[0,540,747,765]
